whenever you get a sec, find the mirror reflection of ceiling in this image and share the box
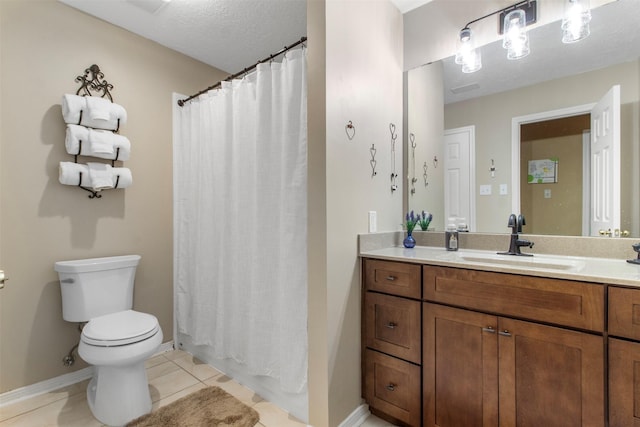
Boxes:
[443,0,640,104]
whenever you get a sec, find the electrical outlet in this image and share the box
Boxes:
[499,184,508,195]
[480,184,492,196]
[544,189,552,199]
[368,211,377,233]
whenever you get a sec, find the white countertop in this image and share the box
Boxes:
[360,246,640,288]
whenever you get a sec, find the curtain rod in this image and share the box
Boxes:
[177,36,307,107]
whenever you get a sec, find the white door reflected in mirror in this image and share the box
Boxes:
[590,85,621,236]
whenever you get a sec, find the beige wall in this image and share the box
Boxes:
[309,0,403,425]
[306,0,329,425]
[445,60,640,234]
[520,135,583,236]
[0,0,226,393]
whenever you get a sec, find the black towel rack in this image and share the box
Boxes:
[74,64,120,133]
[65,64,124,199]
[78,172,121,199]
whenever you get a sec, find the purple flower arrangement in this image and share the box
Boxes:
[419,211,432,231]
[405,211,419,233]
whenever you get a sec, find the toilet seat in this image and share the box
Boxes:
[82,310,159,347]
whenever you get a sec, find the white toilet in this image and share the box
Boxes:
[55,255,163,426]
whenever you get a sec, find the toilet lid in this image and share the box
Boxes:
[82,310,160,347]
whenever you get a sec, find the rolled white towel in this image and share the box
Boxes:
[87,162,114,190]
[86,96,111,121]
[64,125,131,160]
[65,124,89,156]
[59,162,132,191]
[89,129,115,155]
[61,94,85,125]
[112,167,133,189]
[61,94,127,131]
[59,162,90,186]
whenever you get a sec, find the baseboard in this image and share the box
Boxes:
[0,366,94,408]
[338,404,370,427]
[156,341,175,355]
[0,340,174,408]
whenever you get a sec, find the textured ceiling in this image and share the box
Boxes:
[59,0,433,74]
[59,0,308,73]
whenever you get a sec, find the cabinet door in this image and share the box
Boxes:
[423,303,498,427]
[498,317,604,427]
[609,338,640,427]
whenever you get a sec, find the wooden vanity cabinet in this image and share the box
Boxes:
[608,286,640,427]
[423,266,605,427]
[362,259,422,426]
[362,258,610,427]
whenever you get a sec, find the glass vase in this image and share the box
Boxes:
[403,231,416,248]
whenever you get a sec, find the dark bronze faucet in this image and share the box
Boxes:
[498,214,534,256]
[628,242,640,265]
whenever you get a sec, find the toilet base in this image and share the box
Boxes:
[86,361,152,426]
[79,327,163,426]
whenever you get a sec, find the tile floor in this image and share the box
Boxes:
[0,349,394,427]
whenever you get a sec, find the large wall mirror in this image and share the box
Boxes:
[406,0,640,238]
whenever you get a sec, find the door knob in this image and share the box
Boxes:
[0,270,8,289]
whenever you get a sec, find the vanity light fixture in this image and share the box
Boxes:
[562,0,591,43]
[454,0,592,73]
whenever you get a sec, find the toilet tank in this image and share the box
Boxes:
[55,255,141,322]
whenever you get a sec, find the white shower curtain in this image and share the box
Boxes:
[174,49,307,395]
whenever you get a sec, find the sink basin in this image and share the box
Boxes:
[458,253,584,271]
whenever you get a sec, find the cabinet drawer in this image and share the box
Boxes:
[365,292,421,364]
[609,287,640,340]
[364,259,421,299]
[364,349,421,427]
[423,266,604,332]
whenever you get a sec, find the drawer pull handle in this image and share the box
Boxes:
[482,326,496,333]
[386,275,397,281]
[499,330,512,337]
[386,322,397,329]
[385,383,396,392]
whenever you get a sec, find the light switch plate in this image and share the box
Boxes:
[500,184,508,195]
[544,189,552,199]
[480,184,492,195]
[368,211,377,233]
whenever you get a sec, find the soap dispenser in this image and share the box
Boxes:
[445,218,459,251]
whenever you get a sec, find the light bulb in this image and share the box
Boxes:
[562,0,591,43]
[503,9,529,59]
[456,28,482,73]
